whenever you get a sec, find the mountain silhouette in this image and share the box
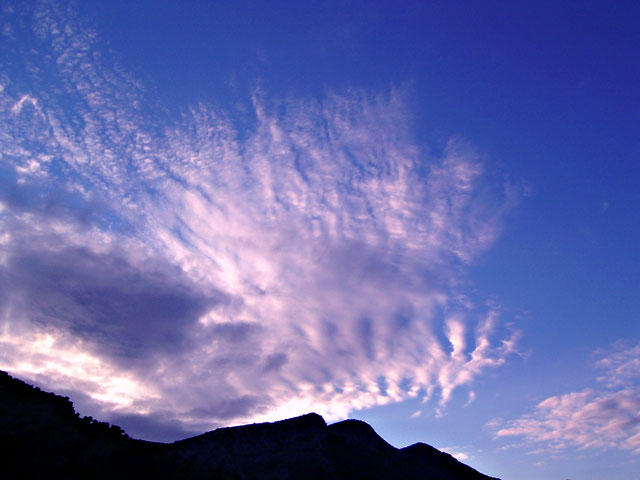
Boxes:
[0,370,500,479]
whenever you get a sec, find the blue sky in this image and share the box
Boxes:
[1,1,639,479]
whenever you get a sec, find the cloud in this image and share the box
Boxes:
[107,411,203,443]
[0,0,518,440]
[595,341,640,387]
[449,450,470,461]
[493,341,640,454]
[2,245,218,358]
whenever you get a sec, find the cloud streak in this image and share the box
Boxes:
[494,341,640,454]
[0,1,517,439]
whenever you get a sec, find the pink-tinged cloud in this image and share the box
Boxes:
[595,341,640,388]
[0,1,519,440]
[494,341,640,454]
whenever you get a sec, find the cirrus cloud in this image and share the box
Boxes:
[0,0,518,440]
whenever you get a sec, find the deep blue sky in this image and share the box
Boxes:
[1,1,639,479]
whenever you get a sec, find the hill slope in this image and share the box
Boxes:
[0,370,500,479]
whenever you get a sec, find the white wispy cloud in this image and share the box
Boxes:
[493,340,640,454]
[0,0,518,440]
[595,341,640,388]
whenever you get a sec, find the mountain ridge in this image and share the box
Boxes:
[0,370,500,479]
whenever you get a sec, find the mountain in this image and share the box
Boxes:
[0,370,500,479]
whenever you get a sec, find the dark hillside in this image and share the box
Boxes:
[0,370,500,479]
[0,370,132,479]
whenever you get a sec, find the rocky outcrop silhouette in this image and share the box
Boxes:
[0,370,500,479]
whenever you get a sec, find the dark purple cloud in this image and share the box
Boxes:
[1,246,218,359]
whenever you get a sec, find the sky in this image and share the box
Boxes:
[0,1,638,478]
